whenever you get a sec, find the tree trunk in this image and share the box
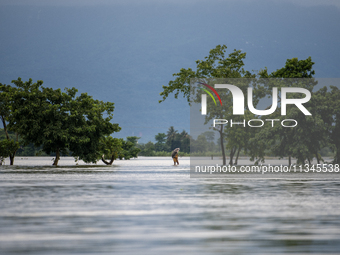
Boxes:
[10,133,19,165]
[1,116,17,165]
[1,115,10,140]
[234,146,241,165]
[288,156,292,166]
[229,146,236,166]
[53,148,60,166]
[9,154,15,165]
[219,125,226,165]
[335,147,340,165]
[315,152,320,164]
[101,154,115,165]
[333,114,340,164]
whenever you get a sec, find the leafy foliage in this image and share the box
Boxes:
[160,45,338,165]
[0,139,19,163]
[160,45,256,165]
[100,136,140,165]
[159,45,253,104]
[4,78,121,165]
[0,83,20,164]
[250,58,326,165]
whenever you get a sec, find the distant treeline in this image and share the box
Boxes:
[137,126,223,156]
[2,126,336,163]
[136,126,335,163]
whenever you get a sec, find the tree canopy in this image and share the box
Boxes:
[0,83,20,165]
[160,45,257,165]
[1,78,123,166]
[160,45,340,166]
[159,45,254,104]
[100,136,140,165]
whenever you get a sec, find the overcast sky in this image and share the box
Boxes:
[1,0,340,7]
[1,0,339,141]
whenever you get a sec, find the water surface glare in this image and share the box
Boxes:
[1,157,340,254]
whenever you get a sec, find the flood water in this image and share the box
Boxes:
[1,157,340,254]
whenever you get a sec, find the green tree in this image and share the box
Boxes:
[159,45,253,103]
[126,136,140,145]
[8,78,121,166]
[259,57,315,79]
[155,133,167,143]
[191,134,208,153]
[178,130,190,153]
[160,45,255,165]
[191,132,219,155]
[155,133,168,152]
[0,139,19,165]
[121,136,141,159]
[193,77,263,165]
[100,136,123,165]
[327,86,340,164]
[224,110,258,165]
[66,91,121,164]
[166,126,178,151]
[0,83,20,165]
[138,141,155,156]
[100,136,140,165]
[202,131,215,143]
[314,86,340,164]
[252,57,322,165]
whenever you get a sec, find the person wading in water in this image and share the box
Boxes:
[172,148,180,166]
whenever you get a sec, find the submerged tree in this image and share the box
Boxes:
[314,86,340,164]
[160,45,255,164]
[7,78,121,166]
[328,86,340,164]
[0,83,20,165]
[0,139,19,165]
[99,136,140,165]
[251,57,322,165]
